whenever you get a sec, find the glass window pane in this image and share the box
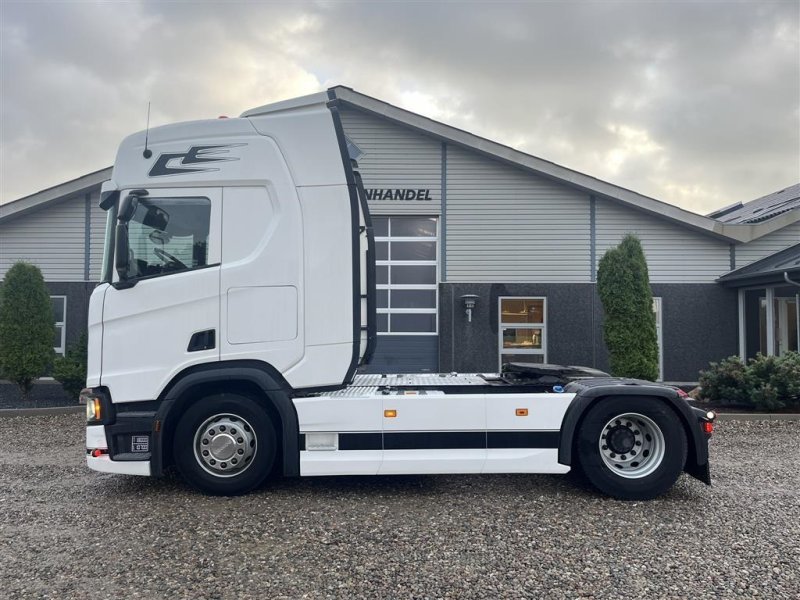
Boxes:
[125,197,211,279]
[373,217,388,237]
[53,326,63,348]
[376,266,388,285]
[391,289,436,309]
[391,241,436,261]
[501,299,544,324]
[375,241,388,261]
[377,289,388,308]
[377,313,388,333]
[51,298,65,322]
[391,217,436,237]
[391,265,436,285]
[500,353,544,366]
[502,327,543,350]
[391,313,436,333]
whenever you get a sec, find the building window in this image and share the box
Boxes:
[374,216,438,335]
[498,297,546,368]
[653,297,663,381]
[51,296,66,356]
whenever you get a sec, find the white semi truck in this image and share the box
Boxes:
[84,89,715,500]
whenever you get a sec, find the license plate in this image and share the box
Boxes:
[131,435,149,453]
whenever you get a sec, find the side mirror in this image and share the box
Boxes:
[115,222,130,280]
[118,189,148,222]
[118,194,139,223]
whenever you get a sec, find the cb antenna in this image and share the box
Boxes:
[143,102,152,158]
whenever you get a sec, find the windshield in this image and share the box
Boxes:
[118,197,211,280]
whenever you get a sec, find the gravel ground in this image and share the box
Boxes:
[0,415,798,600]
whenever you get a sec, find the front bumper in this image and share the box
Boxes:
[86,424,151,476]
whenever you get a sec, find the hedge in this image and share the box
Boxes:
[698,352,800,411]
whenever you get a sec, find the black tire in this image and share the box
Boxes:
[173,393,277,496]
[575,397,687,500]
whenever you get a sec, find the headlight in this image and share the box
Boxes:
[83,389,102,423]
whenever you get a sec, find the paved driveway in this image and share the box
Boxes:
[1,414,798,599]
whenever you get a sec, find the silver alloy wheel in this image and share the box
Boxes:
[598,412,665,479]
[193,413,257,478]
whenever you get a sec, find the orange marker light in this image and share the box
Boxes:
[516,408,528,417]
[384,409,397,418]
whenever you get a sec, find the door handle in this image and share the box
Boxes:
[187,329,216,352]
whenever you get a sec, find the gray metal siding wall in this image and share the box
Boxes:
[0,196,86,281]
[340,107,441,216]
[446,145,591,282]
[595,198,731,283]
[734,221,800,269]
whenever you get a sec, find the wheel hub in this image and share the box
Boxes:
[193,414,257,478]
[598,413,665,479]
[607,426,635,454]
[209,434,237,461]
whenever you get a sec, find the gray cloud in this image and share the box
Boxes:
[1,0,798,214]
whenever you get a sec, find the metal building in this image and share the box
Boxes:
[1,86,798,383]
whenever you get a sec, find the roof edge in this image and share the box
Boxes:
[0,167,113,224]
[330,86,796,244]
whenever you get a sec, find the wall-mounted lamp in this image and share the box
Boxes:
[460,294,479,323]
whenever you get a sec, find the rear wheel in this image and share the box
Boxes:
[575,397,687,500]
[173,393,277,495]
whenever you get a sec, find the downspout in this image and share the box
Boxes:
[784,272,800,287]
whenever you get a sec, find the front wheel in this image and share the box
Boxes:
[575,397,687,500]
[173,393,277,495]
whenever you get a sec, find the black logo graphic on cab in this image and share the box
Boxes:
[148,144,246,177]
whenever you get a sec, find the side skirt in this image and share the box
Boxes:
[298,430,569,476]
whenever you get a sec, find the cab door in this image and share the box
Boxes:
[101,187,222,402]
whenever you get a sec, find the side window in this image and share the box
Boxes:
[498,297,546,368]
[125,197,211,279]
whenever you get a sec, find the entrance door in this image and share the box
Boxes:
[776,296,799,356]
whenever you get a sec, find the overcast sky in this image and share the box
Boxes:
[1,1,798,214]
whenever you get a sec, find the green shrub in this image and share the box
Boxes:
[748,352,800,411]
[53,332,88,401]
[770,351,800,403]
[698,356,751,406]
[699,352,800,410]
[597,234,659,380]
[0,262,54,400]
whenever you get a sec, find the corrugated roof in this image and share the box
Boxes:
[708,183,800,224]
[717,243,800,286]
